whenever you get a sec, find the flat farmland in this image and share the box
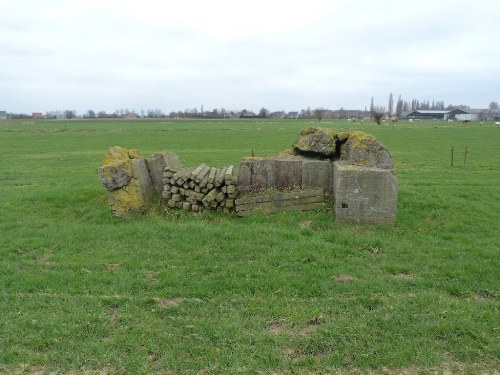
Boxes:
[0,119,498,373]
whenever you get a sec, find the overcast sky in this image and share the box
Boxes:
[1,0,499,114]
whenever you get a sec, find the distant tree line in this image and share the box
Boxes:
[4,100,499,121]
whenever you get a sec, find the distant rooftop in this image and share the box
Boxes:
[414,110,450,114]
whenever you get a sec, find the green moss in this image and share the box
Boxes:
[293,127,339,156]
[346,131,377,151]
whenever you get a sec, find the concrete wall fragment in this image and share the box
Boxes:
[333,162,397,224]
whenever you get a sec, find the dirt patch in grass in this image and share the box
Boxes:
[299,220,313,228]
[332,274,357,282]
[268,317,324,336]
[33,255,52,265]
[299,316,325,335]
[158,297,184,308]
[392,272,415,280]
[268,323,288,335]
[281,347,302,360]
[267,319,293,335]
[147,352,159,363]
[105,263,121,270]
[145,270,160,284]
[473,290,497,301]
[108,306,118,323]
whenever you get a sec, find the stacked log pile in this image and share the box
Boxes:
[161,164,238,212]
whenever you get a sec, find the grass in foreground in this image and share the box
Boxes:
[0,119,499,373]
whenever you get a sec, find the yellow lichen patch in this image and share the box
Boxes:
[334,163,354,171]
[338,130,388,167]
[345,130,377,151]
[108,179,146,216]
[102,146,130,165]
[128,149,142,159]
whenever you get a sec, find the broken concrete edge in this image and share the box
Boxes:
[292,127,394,169]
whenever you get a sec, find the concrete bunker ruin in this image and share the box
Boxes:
[98,127,397,224]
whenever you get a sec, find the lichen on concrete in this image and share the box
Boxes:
[98,145,154,217]
[102,146,131,165]
[108,179,146,216]
[293,127,339,157]
[339,131,394,169]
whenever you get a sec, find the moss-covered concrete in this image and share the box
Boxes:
[292,127,394,169]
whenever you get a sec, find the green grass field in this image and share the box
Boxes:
[0,118,499,374]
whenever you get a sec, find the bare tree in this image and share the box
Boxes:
[64,110,76,119]
[313,107,326,122]
[258,107,269,118]
[395,95,403,118]
[371,106,385,125]
[373,111,384,125]
[370,97,374,121]
[489,101,499,110]
[388,93,394,117]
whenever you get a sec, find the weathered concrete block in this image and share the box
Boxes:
[106,157,153,217]
[302,159,333,194]
[146,152,167,194]
[98,146,156,217]
[251,158,275,191]
[165,152,182,172]
[98,161,132,191]
[108,179,145,216]
[98,146,133,191]
[237,159,252,194]
[333,162,397,224]
[274,157,302,190]
[131,158,155,206]
[237,157,275,193]
[224,165,236,184]
[147,151,182,194]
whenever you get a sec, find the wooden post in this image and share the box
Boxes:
[464,146,468,167]
[451,146,454,167]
